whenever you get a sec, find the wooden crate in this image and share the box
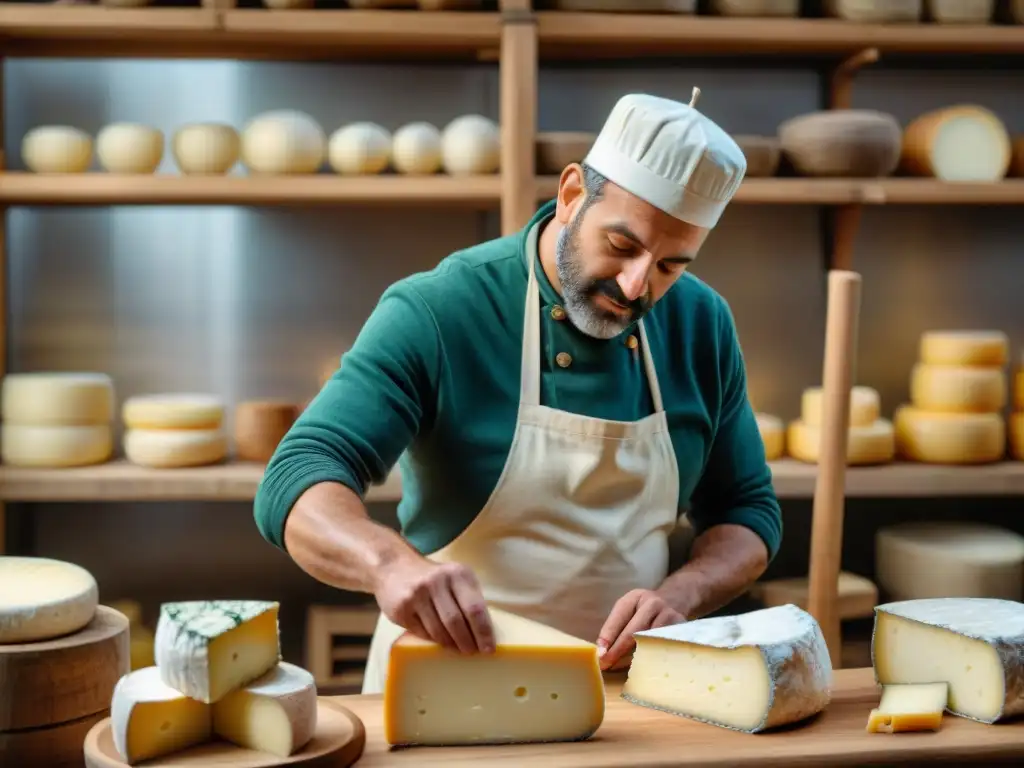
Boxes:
[305,603,380,695]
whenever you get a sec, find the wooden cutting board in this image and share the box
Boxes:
[331,668,1024,766]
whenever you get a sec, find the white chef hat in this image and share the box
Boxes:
[583,91,746,229]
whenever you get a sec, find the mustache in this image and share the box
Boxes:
[586,278,650,316]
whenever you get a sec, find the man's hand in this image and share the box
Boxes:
[596,589,685,670]
[375,556,496,654]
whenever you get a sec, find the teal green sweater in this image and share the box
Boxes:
[254,201,782,560]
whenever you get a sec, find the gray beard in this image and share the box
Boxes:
[554,223,634,340]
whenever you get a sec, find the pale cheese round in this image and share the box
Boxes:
[1,372,114,425]
[894,405,1005,464]
[1,424,113,467]
[241,110,326,175]
[328,122,392,175]
[124,428,227,468]
[1010,412,1023,462]
[800,385,881,428]
[910,363,1006,413]
[919,330,1009,367]
[172,123,240,175]
[755,413,784,461]
[122,394,224,430]
[441,114,500,176]
[786,418,895,465]
[21,126,93,173]
[391,122,442,175]
[0,556,99,643]
[96,123,164,174]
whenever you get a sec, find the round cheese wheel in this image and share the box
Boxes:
[918,330,1008,367]
[122,394,224,431]
[0,557,99,643]
[171,123,240,175]
[1010,412,1024,461]
[328,122,392,175]
[800,385,881,428]
[241,110,325,175]
[1,424,113,467]
[441,114,500,176]
[124,428,228,468]
[755,413,785,461]
[894,406,1005,464]
[1,372,114,425]
[910,363,1006,413]
[96,123,164,174]
[901,105,1011,182]
[234,400,300,462]
[778,110,902,178]
[391,122,442,175]
[786,418,895,465]
[21,126,93,174]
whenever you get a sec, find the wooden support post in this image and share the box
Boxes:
[498,0,537,236]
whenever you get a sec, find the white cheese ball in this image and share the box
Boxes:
[96,123,164,174]
[391,121,442,175]
[241,110,326,175]
[441,114,500,175]
[172,123,240,175]
[21,126,93,173]
[328,122,392,175]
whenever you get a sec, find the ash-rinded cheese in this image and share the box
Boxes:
[154,600,281,704]
[384,606,605,746]
[872,598,1024,724]
[0,556,99,643]
[622,603,832,733]
[866,682,948,734]
[1,371,114,425]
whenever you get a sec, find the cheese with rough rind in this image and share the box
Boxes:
[111,665,212,765]
[213,661,317,758]
[0,556,99,643]
[622,604,832,733]
[2,423,113,467]
[122,393,224,430]
[787,418,895,465]
[123,428,227,468]
[384,606,605,746]
[154,600,281,704]
[910,363,1006,413]
[918,330,1009,367]
[866,682,948,733]
[2,371,114,425]
[800,385,881,427]
[755,413,784,460]
[894,406,1004,464]
[872,598,1024,724]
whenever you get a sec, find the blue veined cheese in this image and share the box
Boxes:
[872,597,1024,724]
[155,600,281,704]
[622,604,833,733]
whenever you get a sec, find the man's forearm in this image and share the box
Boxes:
[656,523,769,620]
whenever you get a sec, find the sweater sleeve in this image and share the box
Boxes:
[687,296,783,562]
[253,281,440,550]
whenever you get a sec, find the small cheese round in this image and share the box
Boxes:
[0,556,99,643]
[1,372,114,425]
[910,363,1006,413]
[124,428,228,468]
[786,418,895,465]
[122,394,224,431]
[391,122,442,175]
[1,424,113,467]
[800,385,881,428]
[894,406,1005,464]
[234,400,300,462]
[172,123,240,175]
[1011,412,1024,461]
[21,126,93,173]
[241,110,326,175]
[441,114,500,176]
[919,330,1009,367]
[96,123,164,174]
[328,122,392,175]
[755,413,785,461]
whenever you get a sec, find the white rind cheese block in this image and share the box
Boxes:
[909,363,1006,413]
[122,393,224,430]
[872,598,1024,724]
[111,665,212,765]
[123,428,228,468]
[155,600,281,704]
[97,123,164,174]
[787,418,895,465]
[21,125,93,173]
[894,406,1004,464]
[328,122,392,175]
[2,371,114,425]
[213,661,318,758]
[755,413,784,461]
[0,556,99,643]
[918,330,1009,367]
[866,682,948,734]
[800,385,880,428]
[875,521,1024,602]
[622,604,832,733]
[2,424,113,467]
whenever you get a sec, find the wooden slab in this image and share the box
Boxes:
[0,709,108,768]
[331,668,1024,766]
[83,700,365,768]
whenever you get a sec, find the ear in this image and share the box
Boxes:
[554,163,585,226]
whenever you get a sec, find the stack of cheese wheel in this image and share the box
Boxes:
[755,413,785,460]
[894,331,1008,464]
[788,385,895,465]
[1011,353,1024,461]
[122,394,228,468]
[0,372,115,467]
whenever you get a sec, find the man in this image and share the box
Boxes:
[254,92,782,694]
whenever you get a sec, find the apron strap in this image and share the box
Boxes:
[637,320,665,413]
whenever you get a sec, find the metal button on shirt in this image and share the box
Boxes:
[625,335,639,350]
[551,305,567,321]
[556,352,573,368]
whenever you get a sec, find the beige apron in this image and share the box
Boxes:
[361,223,680,694]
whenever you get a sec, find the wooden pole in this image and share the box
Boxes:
[498,0,537,235]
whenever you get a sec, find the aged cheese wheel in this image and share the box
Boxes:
[548,0,696,9]
[894,406,1004,464]
[925,0,994,23]
[0,556,98,645]
[234,400,300,462]
[824,0,922,22]
[711,0,799,15]
[241,110,326,175]
[918,330,1008,367]
[2,424,113,467]
[778,110,902,178]
[734,135,781,178]
[171,123,240,175]
[124,428,228,468]
[441,114,500,176]
[909,363,1006,413]
[901,105,1011,181]
[787,418,895,465]
[755,413,784,461]
[800,385,881,428]
[96,123,164,174]
[535,132,596,176]
[2,371,114,425]
[328,122,392,175]
[1011,412,1024,460]
[749,571,877,620]
[122,393,224,430]
[21,126,93,173]
[391,122,443,175]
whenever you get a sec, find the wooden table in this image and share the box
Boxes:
[330,668,1024,766]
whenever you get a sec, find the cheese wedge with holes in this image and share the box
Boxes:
[622,604,832,732]
[155,600,281,704]
[910,363,1006,413]
[918,330,1009,367]
[894,406,1004,464]
[384,606,605,746]
[866,682,948,733]
[787,418,895,465]
[755,413,784,460]
[0,556,98,643]
[872,598,1024,724]
[800,385,880,428]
